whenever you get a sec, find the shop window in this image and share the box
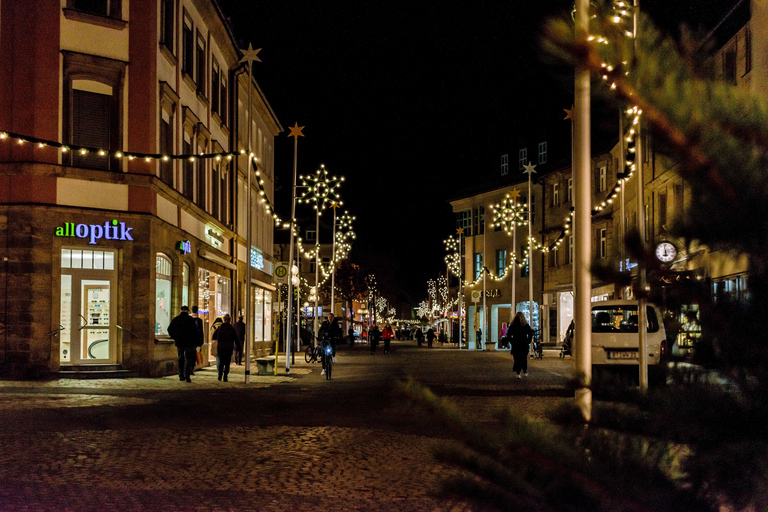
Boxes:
[63,52,125,172]
[155,254,173,335]
[254,288,265,342]
[61,248,115,270]
[182,263,190,308]
[264,290,273,342]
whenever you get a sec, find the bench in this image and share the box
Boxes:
[255,356,276,376]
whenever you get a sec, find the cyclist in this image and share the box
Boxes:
[319,313,341,362]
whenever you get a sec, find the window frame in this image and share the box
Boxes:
[501,154,509,176]
[496,249,507,276]
[182,12,194,78]
[599,166,607,192]
[155,253,173,336]
[538,141,547,164]
[160,0,175,55]
[474,252,483,281]
[518,148,527,171]
[553,183,559,206]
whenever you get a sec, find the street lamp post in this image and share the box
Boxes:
[524,162,537,333]
[285,123,304,374]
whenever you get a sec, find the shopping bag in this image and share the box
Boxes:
[195,349,204,366]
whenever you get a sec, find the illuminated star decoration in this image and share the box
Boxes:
[298,164,344,211]
[491,192,527,236]
[288,122,305,140]
[456,227,464,236]
[564,105,574,121]
[509,187,521,201]
[523,162,537,176]
[239,43,262,66]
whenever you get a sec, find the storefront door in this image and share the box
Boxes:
[60,249,117,365]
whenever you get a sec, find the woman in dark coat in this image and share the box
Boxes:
[509,312,533,379]
[212,314,239,382]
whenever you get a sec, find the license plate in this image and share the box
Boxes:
[608,351,637,359]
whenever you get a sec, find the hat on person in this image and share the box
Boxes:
[181,305,190,312]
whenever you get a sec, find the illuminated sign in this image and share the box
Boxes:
[206,226,224,248]
[250,247,264,270]
[177,240,192,255]
[55,220,133,245]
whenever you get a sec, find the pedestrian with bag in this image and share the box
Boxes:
[191,305,205,372]
[212,314,238,382]
[167,305,199,383]
[509,312,533,379]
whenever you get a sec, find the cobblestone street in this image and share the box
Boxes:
[0,342,574,511]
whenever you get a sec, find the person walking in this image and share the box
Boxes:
[348,326,355,347]
[426,327,436,348]
[476,327,483,350]
[210,317,223,375]
[509,311,533,379]
[500,322,509,349]
[234,315,245,365]
[212,314,238,382]
[382,323,394,354]
[415,327,424,347]
[167,305,199,382]
[370,323,380,354]
[190,305,205,373]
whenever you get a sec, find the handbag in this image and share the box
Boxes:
[195,349,204,366]
[210,339,218,357]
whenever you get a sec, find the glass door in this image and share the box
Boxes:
[60,248,117,365]
[81,281,112,362]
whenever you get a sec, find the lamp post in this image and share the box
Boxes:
[285,123,304,374]
[298,165,344,342]
[331,210,355,331]
[238,43,261,384]
[524,162,537,333]
[491,189,526,323]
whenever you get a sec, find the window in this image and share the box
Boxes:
[182,13,194,77]
[599,228,607,258]
[599,166,607,192]
[553,183,559,206]
[220,164,229,224]
[70,0,121,18]
[211,60,220,116]
[212,159,220,218]
[306,229,316,242]
[183,137,194,200]
[724,47,737,85]
[196,32,206,95]
[501,154,509,176]
[155,254,173,335]
[159,108,174,186]
[659,192,667,229]
[473,206,485,235]
[550,245,559,267]
[474,253,483,280]
[160,0,174,54]
[456,210,472,236]
[63,52,125,172]
[196,133,207,208]
[538,141,547,164]
[591,304,659,333]
[496,249,507,276]
[567,236,574,264]
[568,178,573,202]
[521,244,529,278]
[519,148,527,171]
[674,184,683,220]
[745,28,752,74]
[220,77,228,126]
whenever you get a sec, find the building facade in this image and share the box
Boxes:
[0,0,280,377]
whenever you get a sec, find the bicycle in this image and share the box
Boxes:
[322,340,333,380]
[304,334,322,363]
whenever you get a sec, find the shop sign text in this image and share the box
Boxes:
[177,240,192,255]
[55,220,134,245]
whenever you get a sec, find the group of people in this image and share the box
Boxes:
[365,323,394,354]
[500,312,534,379]
[167,305,245,383]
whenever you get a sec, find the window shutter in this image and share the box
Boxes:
[72,89,111,171]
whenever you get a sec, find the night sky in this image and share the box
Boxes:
[216,0,736,310]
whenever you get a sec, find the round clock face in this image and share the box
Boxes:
[656,242,677,263]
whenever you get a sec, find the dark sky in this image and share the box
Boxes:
[216,0,736,309]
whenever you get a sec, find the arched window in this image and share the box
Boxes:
[155,254,173,335]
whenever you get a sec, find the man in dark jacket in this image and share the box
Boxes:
[234,315,246,365]
[168,305,199,382]
[212,314,239,382]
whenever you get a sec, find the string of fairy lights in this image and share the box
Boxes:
[448,1,642,290]
[0,129,289,228]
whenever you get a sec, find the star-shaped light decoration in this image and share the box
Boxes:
[523,162,537,176]
[491,193,527,236]
[509,187,521,201]
[239,43,262,66]
[288,122,305,140]
[456,227,464,236]
[564,105,574,121]
[298,164,344,211]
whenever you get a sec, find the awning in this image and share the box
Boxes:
[198,248,237,270]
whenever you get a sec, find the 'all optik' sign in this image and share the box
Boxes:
[56,220,134,245]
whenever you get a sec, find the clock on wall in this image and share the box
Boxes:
[655,242,677,263]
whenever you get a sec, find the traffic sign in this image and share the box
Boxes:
[274,261,288,283]
[471,290,480,303]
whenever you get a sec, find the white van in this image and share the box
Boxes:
[590,300,667,366]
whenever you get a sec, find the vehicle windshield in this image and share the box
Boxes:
[591,305,659,333]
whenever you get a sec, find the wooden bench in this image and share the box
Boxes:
[255,356,276,376]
